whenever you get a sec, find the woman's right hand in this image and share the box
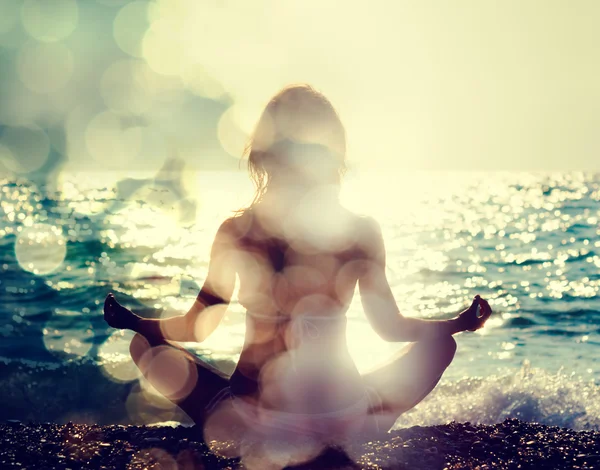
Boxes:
[457,295,492,332]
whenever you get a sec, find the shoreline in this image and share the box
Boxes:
[1,419,599,469]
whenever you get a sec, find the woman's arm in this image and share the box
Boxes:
[125,220,237,344]
[358,217,490,342]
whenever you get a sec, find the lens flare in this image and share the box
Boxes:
[138,377,179,411]
[0,0,20,34]
[203,401,248,458]
[0,125,50,173]
[217,105,252,159]
[283,185,357,252]
[100,59,154,115]
[42,310,94,357]
[99,329,141,383]
[84,111,142,167]
[182,63,226,99]
[15,223,67,275]
[138,345,198,401]
[142,18,185,76]
[17,41,74,93]
[113,1,151,58]
[126,381,178,424]
[21,0,78,42]
[0,143,17,175]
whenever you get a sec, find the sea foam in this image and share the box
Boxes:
[394,360,600,431]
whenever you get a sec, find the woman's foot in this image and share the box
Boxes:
[103,293,138,329]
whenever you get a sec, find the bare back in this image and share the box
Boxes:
[219,203,375,413]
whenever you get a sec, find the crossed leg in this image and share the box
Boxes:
[128,333,230,426]
[128,332,456,436]
[361,335,457,433]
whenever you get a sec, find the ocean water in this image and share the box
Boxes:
[1,170,599,430]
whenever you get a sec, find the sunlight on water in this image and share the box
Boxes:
[42,310,94,357]
[0,171,599,413]
[108,208,183,249]
[0,170,599,428]
[15,223,67,275]
[127,263,182,305]
[0,0,598,435]
[57,176,109,216]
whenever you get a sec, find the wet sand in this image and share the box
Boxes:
[1,418,599,469]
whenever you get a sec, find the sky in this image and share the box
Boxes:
[0,0,599,176]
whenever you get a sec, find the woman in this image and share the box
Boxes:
[104,84,492,444]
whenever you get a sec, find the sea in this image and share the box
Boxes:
[1,169,599,431]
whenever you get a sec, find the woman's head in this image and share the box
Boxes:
[244,84,347,205]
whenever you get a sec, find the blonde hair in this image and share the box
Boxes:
[243,84,347,207]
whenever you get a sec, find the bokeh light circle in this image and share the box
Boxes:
[100,59,154,115]
[0,0,20,34]
[96,0,127,5]
[15,223,67,274]
[137,376,179,411]
[0,125,50,173]
[113,1,151,58]
[99,329,142,383]
[283,185,356,252]
[17,41,74,93]
[42,310,94,357]
[142,19,185,76]
[21,0,79,42]
[126,381,178,424]
[139,345,198,401]
[217,106,252,159]
[0,143,17,174]
[182,63,226,99]
[85,110,142,167]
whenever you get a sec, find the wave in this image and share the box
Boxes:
[504,316,539,328]
[394,361,600,431]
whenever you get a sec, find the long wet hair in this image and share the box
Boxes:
[243,84,347,208]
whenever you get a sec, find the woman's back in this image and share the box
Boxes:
[226,203,371,414]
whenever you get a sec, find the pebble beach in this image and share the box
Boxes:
[1,419,599,469]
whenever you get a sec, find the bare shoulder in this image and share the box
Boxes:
[217,211,256,241]
[357,214,381,234]
[344,213,384,262]
[351,214,382,243]
[218,216,237,234]
[213,215,241,244]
